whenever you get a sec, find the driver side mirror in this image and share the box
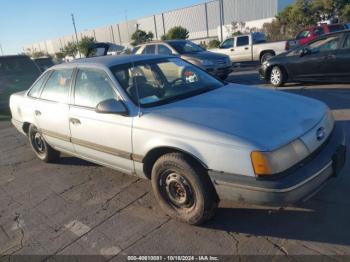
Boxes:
[300,47,311,57]
[96,99,129,116]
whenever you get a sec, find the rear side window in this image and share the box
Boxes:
[296,30,310,40]
[236,36,249,47]
[142,45,156,54]
[40,69,73,103]
[28,71,50,98]
[74,68,119,108]
[314,27,325,36]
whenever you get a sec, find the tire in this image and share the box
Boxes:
[151,153,218,225]
[28,124,60,163]
[219,74,228,80]
[260,52,274,64]
[270,66,285,87]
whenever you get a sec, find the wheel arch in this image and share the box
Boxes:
[142,146,208,180]
[259,50,276,61]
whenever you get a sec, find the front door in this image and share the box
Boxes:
[333,33,350,82]
[232,36,251,62]
[35,68,74,153]
[69,67,134,174]
[288,34,342,81]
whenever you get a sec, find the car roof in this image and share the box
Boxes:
[0,55,30,59]
[52,54,172,69]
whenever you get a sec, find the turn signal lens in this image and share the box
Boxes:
[251,151,273,176]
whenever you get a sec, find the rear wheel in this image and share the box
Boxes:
[28,124,60,162]
[151,153,218,225]
[270,66,285,87]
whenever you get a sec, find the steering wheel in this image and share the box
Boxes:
[170,78,186,86]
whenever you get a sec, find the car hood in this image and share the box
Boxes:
[145,84,327,150]
[181,51,229,61]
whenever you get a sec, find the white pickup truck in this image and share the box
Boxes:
[211,32,288,64]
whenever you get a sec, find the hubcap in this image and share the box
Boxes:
[31,131,46,155]
[271,68,281,85]
[162,172,194,209]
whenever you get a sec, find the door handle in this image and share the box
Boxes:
[70,118,81,125]
[326,54,336,60]
[230,48,235,51]
[34,110,41,116]
[244,47,249,50]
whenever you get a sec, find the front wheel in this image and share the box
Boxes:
[28,124,60,162]
[270,66,285,87]
[260,52,274,64]
[151,153,218,225]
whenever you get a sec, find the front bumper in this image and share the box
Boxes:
[258,65,269,80]
[206,66,233,77]
[209,124,346,206]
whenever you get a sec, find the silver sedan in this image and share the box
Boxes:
[10,55,346,225]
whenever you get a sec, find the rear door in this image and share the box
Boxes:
[35,68,74,152]
[231,36,251,62]
[69,67,134,173]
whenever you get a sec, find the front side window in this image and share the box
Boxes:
[74,68,119,108]
[308,35,341,53]
[220,38,234,49]
[167,41,204,54]
[111,58,224,107]
[28,71,50,98]
[142,45,156,54]
[296,30,310,40]
[40,69,73,103]
[236,36,249,47]
[158,45,172,55]
[314,27,325,36]
[343,34,350,49]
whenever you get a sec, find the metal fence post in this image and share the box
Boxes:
[219,0,224,41]
[117,24,122,45]
[204,3,209,38]
[162,13,166,36]
[154,15,158,40]
[111,25,116,44]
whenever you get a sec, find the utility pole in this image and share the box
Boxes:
[71,13,81,58]
[0,43,4,56]
[125,10,130,43]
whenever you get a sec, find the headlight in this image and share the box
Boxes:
[201,59,215,67]
[251,139,309,176]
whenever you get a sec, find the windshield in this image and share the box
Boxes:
[167,41,204,54]
[110,58,224,107]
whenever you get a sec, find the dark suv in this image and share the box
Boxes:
[0,55,41,110]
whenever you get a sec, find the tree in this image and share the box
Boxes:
[208,39,221,49]
[131,30,154,46]
[77,36,95,57]
[162,26,189,40]
[61,41,78,57]
[55,52,65,60]
[30,51,47,59]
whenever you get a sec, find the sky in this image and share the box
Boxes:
[0,0,204,55]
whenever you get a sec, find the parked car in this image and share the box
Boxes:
[260,30,350,87]
[211,32,288,64]
[33,57,55,72]
[0,55,41,110]
[288,24,347,49]
[10,55,346,225]
[134,40,232,80]
[86,42,126,58]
